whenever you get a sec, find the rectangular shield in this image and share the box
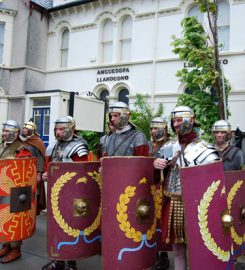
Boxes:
[102,156,157,270]
[47,161,101,260]
[180,161,234,270]
[0,158,37,242]
[224,170,245,255]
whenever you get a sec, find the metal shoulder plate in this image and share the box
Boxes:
[184,140,219,166]
[45,139,88,160]
[45,142,56,157]
[66,139,88,158]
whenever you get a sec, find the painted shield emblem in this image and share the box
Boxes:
[0,158,37,242]
[224,170,245,256]
[180,161,234,270]
[47,161,101,260]
[102,156,158,270]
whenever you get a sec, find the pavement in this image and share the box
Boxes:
[0,211,244,270]
[0,212,174,270]
[0,212,103,270]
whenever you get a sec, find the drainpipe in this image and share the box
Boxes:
[151,0,159,106]
[220,62,227,120]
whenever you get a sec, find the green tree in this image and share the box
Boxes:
[197,0,227,119]
[78,130,100,155]
[171,4,230,140]
[131,94,164,140]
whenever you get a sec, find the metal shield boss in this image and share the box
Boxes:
[47,161,101,260]
[180,161,235,270]
[0,158,37,242]
[102,157,158,270]
[224,170,245,257]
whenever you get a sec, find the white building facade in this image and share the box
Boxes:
[44,0,245,131]
[1,0,245,145]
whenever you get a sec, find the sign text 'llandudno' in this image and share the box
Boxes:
[96,67,129,82]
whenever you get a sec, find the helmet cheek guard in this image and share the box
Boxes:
[118,114,129,129]
[5,131,18,144]
[155,128,164,141]
[179,118,193,135]
[62,128,73,141]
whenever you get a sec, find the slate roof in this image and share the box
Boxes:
[31,0,53,9]
[31,0,97,11]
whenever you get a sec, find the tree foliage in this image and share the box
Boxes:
[130,94,164,140]
[78,130,100,155]
[171,8,231,141]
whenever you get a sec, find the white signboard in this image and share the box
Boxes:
[73,96,105,132]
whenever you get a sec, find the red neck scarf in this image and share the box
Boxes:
[178,130,198,146]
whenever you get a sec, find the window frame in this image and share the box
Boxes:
[118,15,132,62]
[100,19,113,64]
[0,22,5,64]
[60,28,69,68]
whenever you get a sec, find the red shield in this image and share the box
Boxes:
[47,161,101,260]
[0,158,37,242]
[224,170,245,255]
[180,161,234,270]
[102,157,157,270]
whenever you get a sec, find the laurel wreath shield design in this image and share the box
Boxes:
[51,171,102,249]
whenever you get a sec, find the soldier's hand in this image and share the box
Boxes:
[153,158,168,169]
[42,171,48,181]
[37,172,42,184]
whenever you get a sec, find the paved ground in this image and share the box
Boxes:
[0,212,104,270]
[0,212,244,270]
[0,212,174,270]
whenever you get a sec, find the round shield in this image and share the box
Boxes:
[0,158,37,242]
[102,156,157,270]
[47,161,101,260]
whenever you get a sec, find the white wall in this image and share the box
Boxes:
[44,0,245,131]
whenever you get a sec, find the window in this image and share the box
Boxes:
[0,22,5,64]
[188,5,203,24]
[43,109,50,136]
[118,88,129,104]
[217,1,230,51]
[60,29,69,68]
[100,89,109,111]
[33,98,50,107]
[101,19,113,63]
[119,16,132,61]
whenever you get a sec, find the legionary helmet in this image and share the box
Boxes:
[171,105,195,135]
[54,116,75,141]
[150,117,168,142]
[22,121,37,137]
[2,120,20,143]
[109,101,130,129]
[212,120,232,142]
